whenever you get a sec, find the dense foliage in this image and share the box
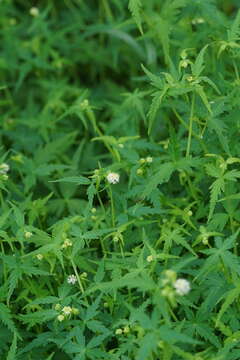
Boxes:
[1,0,240,359]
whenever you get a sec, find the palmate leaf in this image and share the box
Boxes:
[208,116,230,155]
[141,162,174,199]
[147,88,169,134]
[216,285,240,327]
[18,332,52,355]
[50,176,91,185]
[156,17,171,65]
[195,323,221,348]
[141,65,170,133]
[84,295,102,322]
[208,177,225,222]
[196,230,240,280]
[157,0,186,64]
[228,9,240,42]
[136,332,158,360]
[191,45,209,78]
[141,65,164,89]
[208,169,240,221]
[7,269,21,305]
[158,325,201,345]
[199,273,229,315]
[128,0,143,34]
[128,204,162,217]
[6,332,17,360]
[0,303,19,338]
[142,156,201,199]
[19,310,58,327]
[86,271,155,295]
[162,227,196,255]
[87,333,110,350]
[86,320,110,335]
[195,84,212,114]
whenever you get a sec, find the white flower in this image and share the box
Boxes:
[62,306,72,315]
[72,307,79,315]
[180,59,189,68]
[146,255,154,262]
[62,239,72,248]
[24,231,33,239]
[173,278,191,296]
[146,156,153,163]
[67,274,77,285]
[57,314,65,322]
[80,99,89,110]
[106,172,120,184]
[29,7,39,17]
[0,163,10,174]
[55,303,61,311]
[137,168,143,175]
[123,325,130,334]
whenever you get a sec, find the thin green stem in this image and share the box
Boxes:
[70,258,85,295]
[86,107,117,160]
[186,93,195,157]
[233,59,240,81]
[173,108,208,154]
[102,0,113,21]
[108,186,115,227]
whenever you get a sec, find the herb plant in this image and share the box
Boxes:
[1,0,240,359]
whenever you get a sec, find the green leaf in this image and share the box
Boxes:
[159,325,201,344]
[136,332,158,360]
[128,0,143,34]
[85,295,102,321]
[0,303,19,337]
[50,176,91,185]
[195,84,212,114]
[141,162,174,199]
[6,332,17,360]
[11,204,24,227]
[208,177,225,222]
[191,45,208,78]
[216,286,240,327]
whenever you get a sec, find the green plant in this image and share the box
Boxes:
[1,0,240,359]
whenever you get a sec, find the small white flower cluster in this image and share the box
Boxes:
[0,163,9,174]
[139,156,153,164]
[115,325,130,335]
[24,231,33,239]
[81,272,87,279]
[29,7,39,17]
[67,274,77,285]
[55,304,79,322]
[106,172,120,184]
[146,255,154,263]
[173,278,191,296]
[80,99,89,110]
[180,59,190,68]
[61,239,72,249]
[192,17,205,25]
[161,270,191,301]
[0,163,10,180]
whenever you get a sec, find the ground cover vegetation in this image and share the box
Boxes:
[1,0,240,359]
